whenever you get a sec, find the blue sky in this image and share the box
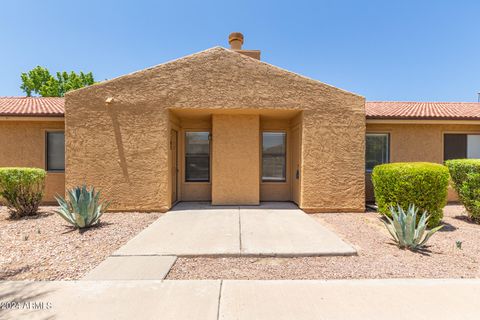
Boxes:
[1,0,479,101]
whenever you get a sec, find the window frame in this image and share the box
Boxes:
[443,132,480,161]
[45,130,65,173]
[261,131,287,183]
[365,132,390,173]
[184,131,211,183]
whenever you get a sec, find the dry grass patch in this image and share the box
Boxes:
[0,206,161,280]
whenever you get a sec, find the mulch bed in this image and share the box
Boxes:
[167,205,480,280]
[0,206,161,280]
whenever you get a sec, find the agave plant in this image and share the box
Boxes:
[55,185,109,229]
[383,204,443,250]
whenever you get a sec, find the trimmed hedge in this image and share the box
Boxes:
[372,162,449,227]
[445,159,480,188]
[0,167,46,219]
[445,159,480,223]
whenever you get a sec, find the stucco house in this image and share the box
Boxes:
[0,33,479,212]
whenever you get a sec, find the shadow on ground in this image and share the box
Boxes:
[0,282,56,320]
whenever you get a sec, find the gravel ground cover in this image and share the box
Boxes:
[167,205,480,279]
[0,206,161,280]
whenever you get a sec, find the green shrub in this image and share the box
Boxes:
[372,162,449,227]
[383,204,443,250]
[458,173,480,222]
[55,185,109,229]
[445,159,480,187]
[445,159,480,223]
[0,167,46,219]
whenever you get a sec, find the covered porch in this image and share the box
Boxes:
[168,109,303,207]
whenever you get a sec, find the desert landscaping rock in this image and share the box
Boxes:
[3,204,480,281]
[82,256,177,280]
[0,206,162,280]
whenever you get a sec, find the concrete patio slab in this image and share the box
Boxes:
[114,208,240,256]
[82,256,177,280]
[112,202,355,257]
[220,279,480,320]
[0,280,220,320]
[240,208,356,256]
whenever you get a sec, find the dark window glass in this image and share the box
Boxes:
[185,132,210,182]
[46,132,65,171]
[366,133,389,172]
[262,132,286,182]
[444,134,480,160]
[444,134,467,161]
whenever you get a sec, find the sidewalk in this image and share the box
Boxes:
[1,279,479,319]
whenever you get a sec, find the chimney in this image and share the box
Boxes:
[228,32,261,60]
[228,32,244,50]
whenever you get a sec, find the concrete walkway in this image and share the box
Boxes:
[113,202,356,257]
[83,256,177,280]
[84,202,355,280]
[2,279,479,319]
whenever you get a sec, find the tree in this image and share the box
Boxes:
[20,66,95,97]
[20,66,52,97]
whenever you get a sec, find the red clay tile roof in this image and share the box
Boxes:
[1,97,480,120]
[366,101,480,120]
[0,97,65,117]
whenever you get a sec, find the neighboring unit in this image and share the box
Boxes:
[0,97,64,202]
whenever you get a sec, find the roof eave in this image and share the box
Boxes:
[367,117,480,125]
[0,115,65,121]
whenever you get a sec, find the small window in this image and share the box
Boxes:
[444,134,480,161]
[262,132,286,182]
[185,132,210,182]
[366,133,389,172]
[46,131,65,172]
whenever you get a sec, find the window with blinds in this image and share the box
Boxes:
[46,131,65,172]
[444,134,480,161]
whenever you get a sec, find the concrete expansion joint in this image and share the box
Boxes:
[109,205,356,258]
[238,207,243,253]
[216,280,224,320]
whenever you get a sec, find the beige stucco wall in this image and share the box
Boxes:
[65,102,170,212]
[0,119,65,204]
[366,122,480,202]
[65,47,365,212]
[301,107,365,212]
[212,114,260,205]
